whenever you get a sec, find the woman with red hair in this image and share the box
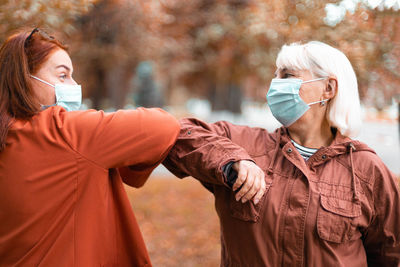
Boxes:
[0,28,179,266]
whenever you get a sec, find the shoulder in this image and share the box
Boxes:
[49,106,102,127]
[349,139,395,185]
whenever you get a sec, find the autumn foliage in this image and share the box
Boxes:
[1,0,399,111]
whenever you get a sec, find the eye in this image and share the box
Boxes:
[59,74,67,80]
[283,73,295,78]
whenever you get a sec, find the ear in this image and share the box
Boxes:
[323,77,337,100]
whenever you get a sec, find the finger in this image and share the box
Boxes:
[232,168,247,191]
[235,171,255,202]
[253,175,266,204]
[241,172,260,203]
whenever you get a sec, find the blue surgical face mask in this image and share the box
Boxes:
[266,77,328,126]
[30,75,82,111]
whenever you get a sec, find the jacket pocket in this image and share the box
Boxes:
[229,179,272,223]
[317,194,362,243]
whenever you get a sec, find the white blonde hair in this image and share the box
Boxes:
[276,41,361,137]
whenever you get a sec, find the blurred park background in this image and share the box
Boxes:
[1,0,399,266]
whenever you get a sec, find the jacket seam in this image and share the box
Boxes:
[52,109,108,172]
[249,147,275,158]
[215,142,252,186]
[310,179,365,191]
[73,153,79,267]
[334,157,372,185]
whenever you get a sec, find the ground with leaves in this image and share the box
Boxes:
[125,176,221,267]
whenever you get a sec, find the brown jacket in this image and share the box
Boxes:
[164,118,400,267]
[0,106,179,267]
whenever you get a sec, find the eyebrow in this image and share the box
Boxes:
[55,65,71,72]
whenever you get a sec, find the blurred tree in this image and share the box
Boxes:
[336,5,400,110]
[70,0,169,109]
[0,0,96,42]
[132,61,164,108]
[1,0,398,112]
[156,0,282,112]
[154,0,399,112]
[71,0,143,109]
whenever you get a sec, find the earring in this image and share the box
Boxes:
[320,100,325,106]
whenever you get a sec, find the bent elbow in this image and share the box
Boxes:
[155,110,180,150]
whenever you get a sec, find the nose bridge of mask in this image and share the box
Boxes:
[268,78,303,96]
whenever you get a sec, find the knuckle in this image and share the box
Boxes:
[252,184,259,192]
[261,179,266,187]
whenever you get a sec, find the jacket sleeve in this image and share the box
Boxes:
[363,161,400,266]
[162,118,254,187]
[54,107,180,187]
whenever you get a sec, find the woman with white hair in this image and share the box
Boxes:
[163,41,400,266]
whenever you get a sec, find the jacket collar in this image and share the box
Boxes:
[271,126,376,202]
[275,126,375,159]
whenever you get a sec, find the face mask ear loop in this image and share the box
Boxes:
[30,75,58,108]
[30,75,55,88]
[307,99,329,106]
[301,77,326,84]
[302,77,329,106]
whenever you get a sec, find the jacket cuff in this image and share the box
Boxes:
[219,154,255,188]
[223,161,237,188]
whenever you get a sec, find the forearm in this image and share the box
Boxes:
[163,118,253,186]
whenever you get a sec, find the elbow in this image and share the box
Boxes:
[165,112,180,138]
[156,111,180,149]
[130,177,147,188]
[120,167,152,188]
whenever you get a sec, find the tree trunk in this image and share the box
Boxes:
[209,83,242,114]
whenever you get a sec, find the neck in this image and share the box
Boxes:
[287,119,334,149]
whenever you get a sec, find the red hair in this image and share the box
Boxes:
[0,28,67,151]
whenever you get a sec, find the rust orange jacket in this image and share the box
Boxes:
[0,106,179,267]
[164,118,400,267]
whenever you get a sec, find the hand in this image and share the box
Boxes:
[232,160,266,205]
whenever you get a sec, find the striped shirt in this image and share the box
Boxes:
[291,139,318,161]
